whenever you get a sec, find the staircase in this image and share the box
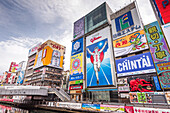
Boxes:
[48,88,72,102]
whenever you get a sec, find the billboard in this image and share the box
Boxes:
[69,53,83,81]
[127,76,155,92]
[17,71,25,84]
[28,43,41,57]
[34,40,65,69]
[69,85,83,90]
[162,23,170,47]
[112,7,142,40]
[71,37,83,56]
[116,52,156,77]
[155,61,170,89]
[117,78,129,92]
[145,21,170,63]
[100,104,125,112]
[82,103,100,111]
[86,26,116,87]
[85,3,108,34]
[113,30,148,57]
[152,0,170,24]
[73,17,84,40]
[9,62,16,72]
[134,107,170,113]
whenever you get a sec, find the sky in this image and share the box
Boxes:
[0,0,156,74]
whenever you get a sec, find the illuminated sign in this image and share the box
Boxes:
[113,30,148,57]
[112,7,142,40]
[153,0,170,24]
[71,38,83,56]
[145,21,170,63]
[73,17,84,40]
[116,52,156,77]
[28,43,41,57]
[69,85,83,90]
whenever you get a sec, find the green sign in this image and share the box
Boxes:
[75,80,83,84]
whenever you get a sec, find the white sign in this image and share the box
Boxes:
[134,107,170,113]
[57,102,82,109]
[162,23,170,48]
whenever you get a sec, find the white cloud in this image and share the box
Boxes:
[0,37,43,75]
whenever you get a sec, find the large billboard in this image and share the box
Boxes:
[116,52,156,77]
[69,53,83,81]
[127,76,155,92]
[113,30,148,57]
[71,37,83,56]
[34,40,65,69]
[145,21,170,63]
[162,23,170,47]
[155,61,170,89]
[111,7,142,40]
[85,3,109,34]
[73,17,84,40]
[28,43,41,57]
[86,26,116,87]
[152,0,170,24]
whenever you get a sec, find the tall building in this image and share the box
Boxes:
[24,40,66,87]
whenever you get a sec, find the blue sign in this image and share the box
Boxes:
[153,76,161,91]
[115,11,134,32]
[69,74,83,81]
[116,52,156,77]
[82,103,100,111]
[71,37,83,56]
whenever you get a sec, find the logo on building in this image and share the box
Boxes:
[72,58,81,70]
[73,41,80,51]
[115,11,134,32]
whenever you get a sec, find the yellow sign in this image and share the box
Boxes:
[113,30,148,57]
[34,40,65,69]
[70,53,83,76]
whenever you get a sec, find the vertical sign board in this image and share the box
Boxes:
[162,23,170,48]
[70,37,84,81]
[145,21,170,63]
[28,43,41,57]
[73,17,84,40]
[113,30,149,57]
[85,3,108,34]
[152,0,170,24]
[111,6,142,40]
[86,26,116,87]
[116,52,156,77]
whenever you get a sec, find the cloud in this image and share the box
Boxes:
[0,37,43,74]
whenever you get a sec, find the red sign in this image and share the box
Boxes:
[154,0,170,24]
[69,85,83,90]
[9,62,16,72]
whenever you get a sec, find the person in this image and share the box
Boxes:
[87,41,107,84]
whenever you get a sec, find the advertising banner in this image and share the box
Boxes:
[73,17,84,40]
[28,43,41,57]
[82,103,100,111]
[86,26,115,87]
[145,21,170,63]
[57,102,82,109]
[9,62,16,72]
[125,106,134,113]
[129,92,138,103]
[162,23,170,46]
[17,71,25,84]
[69,85,83,90]
[153,76,161,90]
[113,30,148,57]
[134,107,170,113]
[118,78,129,92]
[128,76,154,92]
[137,92,147,103]
[85,3,107,34]
[71,37,83,56]
[69,80,83,85]
[112,7,142,40]
[34,40,65,69]
[152,0,170,24]
[69,53,83,81]
[155,61,170,89]
[100,104,125,112]
[116,52,156,77]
